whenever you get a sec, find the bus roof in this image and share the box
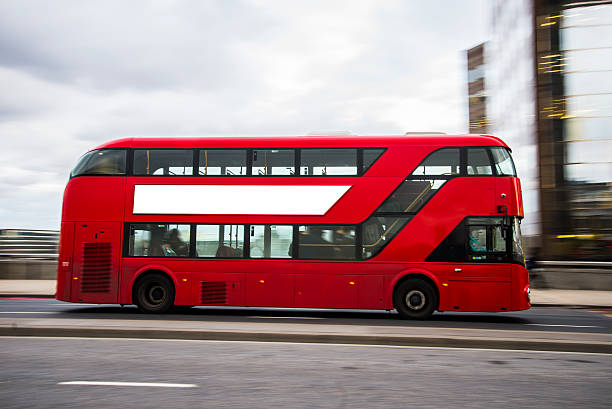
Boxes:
[94,134,508,150]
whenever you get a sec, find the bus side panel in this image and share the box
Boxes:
[447,281,512,312]
[295,274,327,307]
[71,222,121,304]
[246,269,294,307]
[374,177,497,262]
[357,275,384,309]
[55,221,75,301]
[192,272,245,306]
[62,177,125,222]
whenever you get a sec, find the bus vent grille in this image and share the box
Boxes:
[200,281,227,304]
[81,242,112,293]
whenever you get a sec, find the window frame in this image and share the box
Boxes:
[132,148,197,177]
[123,147,387,177]
[194,223,247,259]
[250,148,298,177]
[248,224,296,259]
[197,148,249,177]
[299,147,359,177]
[124,223,193,258]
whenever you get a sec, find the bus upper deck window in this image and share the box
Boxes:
[411,148,460,176]
[71,149,126,177]
[490,147,517,176]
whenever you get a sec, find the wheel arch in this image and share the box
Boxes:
[389,268,441,310]
[128,264,178,305]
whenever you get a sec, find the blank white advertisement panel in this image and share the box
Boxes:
[133,184,351,215]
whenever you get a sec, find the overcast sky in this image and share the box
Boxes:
[1,0,486,230]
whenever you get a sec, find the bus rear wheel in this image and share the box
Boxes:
[134,273,175,314]
[393,278,436,320]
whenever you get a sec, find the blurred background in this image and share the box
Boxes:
[1,0,610,280]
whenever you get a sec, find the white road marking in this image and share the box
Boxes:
[4,336,612,357]
[526,324,600,328]
[58,381,197,388]
[249,316,322,320]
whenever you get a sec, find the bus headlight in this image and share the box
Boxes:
[524,286,531,303]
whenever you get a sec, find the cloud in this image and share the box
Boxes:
[0,0,486,229]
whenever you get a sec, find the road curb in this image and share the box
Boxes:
[1,326,611,354]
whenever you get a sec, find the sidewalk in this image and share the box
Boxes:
[1,280,611,308]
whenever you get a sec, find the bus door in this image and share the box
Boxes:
[245,225,295,307]
[71,222,121,303]
[449,220,512,311]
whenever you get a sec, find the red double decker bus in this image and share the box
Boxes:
[56,134,530,319]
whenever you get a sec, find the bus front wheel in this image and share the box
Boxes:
[393,278,436,320]
[134,273,175,314]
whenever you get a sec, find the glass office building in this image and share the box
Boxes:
[486,0,611,260]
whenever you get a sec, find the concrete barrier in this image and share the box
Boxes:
[0,260,57,280]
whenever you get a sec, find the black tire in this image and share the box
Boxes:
[134,273,175,313]
[393,278,436,320]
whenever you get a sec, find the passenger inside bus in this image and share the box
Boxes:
[167,228,189,256]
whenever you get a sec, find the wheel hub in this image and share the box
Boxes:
[405,290,426,310]
[148,285,166,305]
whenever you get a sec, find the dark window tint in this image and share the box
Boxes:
[411,148,460,176]
[467,148,493,175]
[362,148,385,174]
[425,221,466,262]
[71,149,126,177]
[375,179,446,214]
[196,224,244,257]
[426,217,509,262]
[251,149,295,175]
[199,150,247,176]
[490,147,517,176]
[133,149,194,176]
[128,224,191,257]
[298,225,356,260]
[300,148,357,175]
[249,225,293,258]
[512,217,525,266]
[362,216,411,259]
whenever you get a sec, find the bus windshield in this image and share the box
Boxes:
[71,149,126,177]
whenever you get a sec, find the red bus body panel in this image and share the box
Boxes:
[57,135,530,313]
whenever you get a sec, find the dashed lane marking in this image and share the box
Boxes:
[58,381,197,388]
[526,324,600,328]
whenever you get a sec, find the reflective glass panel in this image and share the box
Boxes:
[249,225,293,258]
[128,224,191,257]
[133,150,194,176]
[297,225,356,260]
[71,149,126,177]
[467,148,493,175]
[362,216,411,259]
[199,150,247,176]
[490,147,517,176]
[252,149,295,175]
[196,225,244,258]
[362,148,385,174]
[411,148,460,176]
[375,179,446,214]
[300,148,357,175]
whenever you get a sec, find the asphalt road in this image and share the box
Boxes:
[1,336,611,409]
[1,298,611,335]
